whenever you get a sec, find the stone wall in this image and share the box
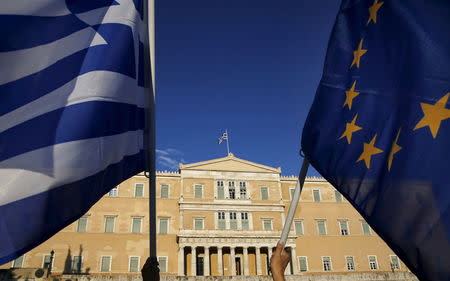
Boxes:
[0,271,419,281]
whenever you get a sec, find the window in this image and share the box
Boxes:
[260,187,269,200]
[290,188,295,200]
[12,255,24,268]
[335,190,343,202]
[313,189,321,202]
[160,184,169,198]
[241,212,249,230]
[239,182,247,199]
[346,256,355,270]
[390,255,400,270]
[217,212,226,229]
[194,184,202,199]
[228,181,235,199]
[298,256,308,272]
[42,255,52,269]
[158,257,167,273]
[129,257,140,272]
[159,218,168,234]
[132,217,142,234]
[263,219,272,231]
[368,255,378,270]
[71,256,82,273]
[100,256,112,272]
[294,220,304,236]
[361,221,372,235]
[230,212,237,229]
[217,181,224,199]
[77,216,88,232]
[316,220,327,235]
[339,220,349,235]
[194,218,204,230]
[104,216,115,233]
[135,183,144,198]
[322,256,332,271]
[109,186,118,197]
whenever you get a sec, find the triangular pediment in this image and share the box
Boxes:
[180,153,280,173]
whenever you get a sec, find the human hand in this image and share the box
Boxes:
[270,241,291,281]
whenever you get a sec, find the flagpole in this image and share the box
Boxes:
[226,129,230,154]
[279,157,309,244]
[143,0,159,272]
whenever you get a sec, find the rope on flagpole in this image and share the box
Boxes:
[279,156,309,244]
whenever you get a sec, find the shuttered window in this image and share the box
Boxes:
[160,184,169,198]
[77,216,88,232]
[132,217,142,234]
[100,256,111,272]
[129,257,139,272]
[298,257,308,272]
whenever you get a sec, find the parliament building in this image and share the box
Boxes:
[0,154,409,276]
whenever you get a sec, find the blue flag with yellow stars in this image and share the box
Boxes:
[302,1,450,280]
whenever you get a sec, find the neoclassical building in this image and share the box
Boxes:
[1,154,409,276]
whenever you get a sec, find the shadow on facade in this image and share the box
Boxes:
[62,245,90,275]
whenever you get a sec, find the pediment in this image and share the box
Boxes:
[180,153,280,174]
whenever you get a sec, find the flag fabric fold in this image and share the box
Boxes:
[0,0,150,264]
[302,1,450,280]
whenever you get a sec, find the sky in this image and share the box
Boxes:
[155,0,341,176]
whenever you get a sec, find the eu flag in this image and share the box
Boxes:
[302,1,450,280]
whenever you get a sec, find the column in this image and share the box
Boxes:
[191,247,196,276]
[204,247,210,276]
[291,247,298,275]
[217,247,223,276]
[230,247,236,276]
[243,247,249,276]
[268,247,273,275]
[256,247,262,275]
[178,246,184,276]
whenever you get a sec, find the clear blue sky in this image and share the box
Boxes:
[155,0,340,176]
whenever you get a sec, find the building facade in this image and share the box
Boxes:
[1,154,408,276]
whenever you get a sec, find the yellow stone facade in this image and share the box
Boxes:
[1,154,409,276]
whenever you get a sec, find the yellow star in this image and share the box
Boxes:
[367,0,384,25]
[387,128,402,171]
[339,114,363,144]
[343,81,360,110]
[350,39,367,68]
[357,134,383,169]
[413,93,450,138]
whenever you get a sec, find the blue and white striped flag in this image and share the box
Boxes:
[0,0,151,264]
[218,132,228,144]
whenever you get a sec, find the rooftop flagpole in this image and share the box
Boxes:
[226,129,230,154]
[279,157,309,244]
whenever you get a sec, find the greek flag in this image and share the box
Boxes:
[218,132,228,144]
[0,0,151,264]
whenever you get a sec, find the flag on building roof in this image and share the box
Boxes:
[218,131,228,144]
[302,1,450,280]
[0,0,151,264]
